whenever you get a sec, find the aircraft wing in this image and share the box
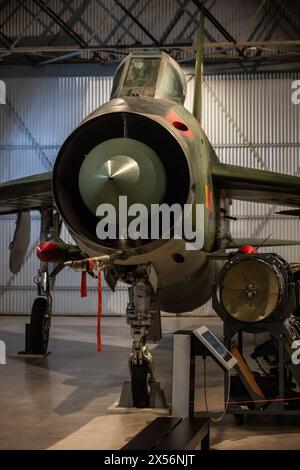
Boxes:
[212,162,300,208]
[0,172,53,215]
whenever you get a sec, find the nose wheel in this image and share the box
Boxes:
[130,340,154,408]
[129,325,155,408]
[131,362,151,408]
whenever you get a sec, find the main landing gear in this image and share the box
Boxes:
[19,207,54,356]
[29,270,52,354]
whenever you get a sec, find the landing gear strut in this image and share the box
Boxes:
[127,267,155,407]
[19,207,54,355]
[30,270,52,354]
[120,265,166,409]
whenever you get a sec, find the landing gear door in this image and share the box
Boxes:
[9,211,31,274]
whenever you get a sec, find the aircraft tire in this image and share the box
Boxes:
[131,363,150,408]
[234,414,244,426]
[30,296,51,354]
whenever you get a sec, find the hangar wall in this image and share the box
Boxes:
[0,71,299,315]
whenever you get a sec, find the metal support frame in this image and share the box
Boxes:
[114,0,159,45]
[0,0,24,32]
[104,0,141,46]
[159,0,190,44]
[222,322,300,417]
[19,0,56,37]
[96,0,139,45]
[37,0,142,65]
[1,0,300,69]
[41,0,80,37]
[48,0,93,45]
[0,30,11,48]
[33,0,88,48]
[0,0,56,62]
[192,0,246,60]
[41,0,105,64]
[270,0,300,39]
[11,0,49,49]
[176,0,201,40]
[1,39,300,53]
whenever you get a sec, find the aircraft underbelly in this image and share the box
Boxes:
[113,237,219,313]
[158,255,219,313]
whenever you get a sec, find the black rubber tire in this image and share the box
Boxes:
[30,297,51,354]
[131,363,150,408]
[234,414,244,426]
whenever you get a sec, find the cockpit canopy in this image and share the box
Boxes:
[110,51,187,104]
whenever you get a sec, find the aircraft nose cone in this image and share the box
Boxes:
[78,138,166,216]
[101,155,140,183]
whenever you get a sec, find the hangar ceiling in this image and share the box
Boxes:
[0,0,299,73]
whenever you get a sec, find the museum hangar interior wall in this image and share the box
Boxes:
[0,71,299,315]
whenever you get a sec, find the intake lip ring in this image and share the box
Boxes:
[53,111,190,252]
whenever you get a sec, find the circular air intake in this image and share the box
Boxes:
[53,111,190,252]
[78,138,166,217]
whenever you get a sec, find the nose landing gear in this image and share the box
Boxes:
[118,264,167,410]
[127,272,154,408]
[129,330,155,408]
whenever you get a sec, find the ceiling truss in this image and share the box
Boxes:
[0,0,299,73]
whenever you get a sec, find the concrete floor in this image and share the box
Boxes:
[0,315,300,450]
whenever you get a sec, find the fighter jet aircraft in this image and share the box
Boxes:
[1,47,300,408]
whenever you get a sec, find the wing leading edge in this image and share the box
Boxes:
[212,161,300,208]
[0,172,53,215]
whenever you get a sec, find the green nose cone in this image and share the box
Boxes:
[78,138,166,216]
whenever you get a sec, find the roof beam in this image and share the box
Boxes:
[32,0,87,47]
[101,0,141,45]
[271,0,300,37]
[47,0,97,46]
[41,0,75,36]
[18,0,56,37]
[10,0,51,48]
[38,0,142,65]
[114,0,159,45]
[159,0,191,43]
[1,39,300,54]
[192,0,247,59]
[0,0,23,30]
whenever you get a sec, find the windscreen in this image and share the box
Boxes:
[124,58,160,88]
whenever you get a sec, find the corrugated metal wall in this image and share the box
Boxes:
[0,71,299,314]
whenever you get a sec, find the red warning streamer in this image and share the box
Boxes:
[81,271,87,298]
[97,273,102,352]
